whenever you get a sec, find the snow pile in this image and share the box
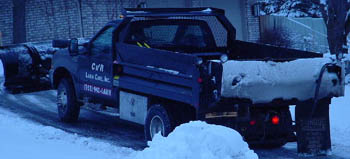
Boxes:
[0,59,3,77]
[0,109,134,159]
[130,121,258,159]
[330,85,350,157]
[221,58,343,104]
[345,74,350,84]
[0,107,258,159]
[346,74,350,85]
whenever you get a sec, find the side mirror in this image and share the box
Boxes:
[69,38,79,56]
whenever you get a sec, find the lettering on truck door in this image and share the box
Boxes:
[79,26,116,105]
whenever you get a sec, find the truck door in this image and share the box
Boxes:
[78,26,116,105]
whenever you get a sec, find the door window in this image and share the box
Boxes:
[91,27,115,56]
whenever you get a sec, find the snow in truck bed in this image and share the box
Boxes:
[221,58,343,104]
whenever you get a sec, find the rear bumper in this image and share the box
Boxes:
[203,105,294,145]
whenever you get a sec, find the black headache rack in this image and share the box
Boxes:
[231,40,323,61]
[123,7,225,17]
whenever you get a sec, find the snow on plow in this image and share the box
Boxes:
[221,58,345,104]
[0,41,56,92]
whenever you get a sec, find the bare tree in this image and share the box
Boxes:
[321,0,350,57]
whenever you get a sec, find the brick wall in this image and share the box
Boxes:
[0,0,141,44]
[0,0,13,45]
[81,0,140,38]
[25,0,82,42]
[245,0,260,42]
[0,0,260,44]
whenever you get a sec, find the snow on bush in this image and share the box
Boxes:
[0,59,3,77]
[130,121,258,159]
[346,74,350,85]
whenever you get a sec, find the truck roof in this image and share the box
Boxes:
[122,7,225,17]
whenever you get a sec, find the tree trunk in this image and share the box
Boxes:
[325,0,349,56]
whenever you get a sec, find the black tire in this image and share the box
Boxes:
[144,105,174,141]
[57,78,80,122]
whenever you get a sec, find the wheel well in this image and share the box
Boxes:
[149,97,196,124]
[53,67,72,89]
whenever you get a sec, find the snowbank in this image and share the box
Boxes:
[0,59,3,77]
[130,121,258,159]
[330,85,350,157]
[0,107,257,159]
[0,109,134,159]
[221,58,343,104]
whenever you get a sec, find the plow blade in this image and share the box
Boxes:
[0,41,58,92]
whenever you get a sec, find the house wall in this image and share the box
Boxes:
[245,0,260,42]
[0,0,140,45]
[0,0,14,45]
[146,0,187,8]
[192,0,261,42]
[201,0,247,41]
[0,0,260,45]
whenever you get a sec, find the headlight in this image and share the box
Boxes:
[220,54,228,63]
[196,57,203,65]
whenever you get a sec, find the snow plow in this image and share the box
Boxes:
[1,8,346,156]
[0,41,55,92]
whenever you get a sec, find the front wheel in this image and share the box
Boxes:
[57,78,80,122]
[144,105,174,141]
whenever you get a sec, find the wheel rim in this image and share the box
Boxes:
[57,86,68,113]
[150,115,165,139]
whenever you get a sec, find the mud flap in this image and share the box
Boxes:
[295,98,331,156]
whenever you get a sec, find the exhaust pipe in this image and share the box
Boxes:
[0,41,58,92]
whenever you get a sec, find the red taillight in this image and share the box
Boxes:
[197,77,203,83]
[249,120,256,126]
[272,115,280,125]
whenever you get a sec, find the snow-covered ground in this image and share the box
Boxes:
[329,86,350,158]
[0,108,257,159]
[0,109,134,159]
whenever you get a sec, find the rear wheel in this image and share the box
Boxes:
[145,105,174,141]
[57,78,80,122]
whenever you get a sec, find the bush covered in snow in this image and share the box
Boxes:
[259,27,292,49]
[346,74,350,85]
[130,121,258,159]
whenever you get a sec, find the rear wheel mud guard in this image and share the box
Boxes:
[295,98,331,156]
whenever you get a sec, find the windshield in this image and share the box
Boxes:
[124,19,219,53]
